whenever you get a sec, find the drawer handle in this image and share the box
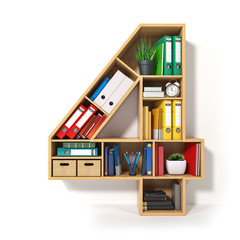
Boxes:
[60,163,69,166]
[84,163,94,166]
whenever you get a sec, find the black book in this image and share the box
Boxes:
[143,205,175,210]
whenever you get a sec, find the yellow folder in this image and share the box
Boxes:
[152,108,162,140]
[154,100,172,140]
[172,100,182,140]
[143,106,149,140]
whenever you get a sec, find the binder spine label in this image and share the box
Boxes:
[175,102,181,126]
[165,103,171,126]
[175,39,181,63]
[166,38,172,62]
[65,107,85,128]
[76,107,95,128]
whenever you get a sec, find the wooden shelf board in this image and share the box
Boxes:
[84,96,109,116]
[143,97,183,101]
[142,75,182,79]
[52,156,102,159]
[142,210,184,216]
[94,138,141,142]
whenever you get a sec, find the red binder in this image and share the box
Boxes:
[56,104,86,139]
[87,114,107,139]
[185,143,197,176]
[66,104,97,139]
[155,143,159,176]
[158,146,164,176]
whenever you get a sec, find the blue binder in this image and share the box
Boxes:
[114,145,122,176]
[104,146,109,176]
[108,148,115,176]
[90,77,110,101]
[146,143,152,176]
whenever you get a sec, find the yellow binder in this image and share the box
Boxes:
[143,106,149,140]
[172,100,182,140]
[154,100,172,140]
[152,108,162,140]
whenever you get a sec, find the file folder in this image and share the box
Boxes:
[143,106,149,140]
[154,36,172,75]
[66,104,97,139]
[90,77,110,101]
[57,148,98,156]
[172,36,182,75]
[154,42,164,75]
[172,100,182,140]
[114,145,122,176]
[101,76,134,114]
[154,100,172,140]
[146,143,152,176]
[94,70,126,108]
[56,105,86,139]
[152,108,162,140]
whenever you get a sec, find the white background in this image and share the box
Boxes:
[0,0,239,239]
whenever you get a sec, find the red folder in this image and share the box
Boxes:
[155,143,159,176]
[56,104,86,139]
[66,104,97,139]
[158,146,164,176]
[87,114,107,139]
[81,113,102,139]
[185,143,197,176]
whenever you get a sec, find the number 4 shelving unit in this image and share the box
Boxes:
[48,24,204,216]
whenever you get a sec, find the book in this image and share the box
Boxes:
[86,114,107,139]
[143,91,164,98]
[57,148,98,156]
[158,146,164,176]
[144,87,162,92]
[146,143,152,176]
[172,183,181,210]
[143,190,167,201]
[63,142,96,148]
[141,147,146,175]
[108,148,115,176]
[113,145,122,176]
[104,146,109,176]
[76,115,96,139]
[143,205,174,210]
[143,106,149,140]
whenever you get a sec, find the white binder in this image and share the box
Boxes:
[94,70,126,108]
[102,76,134,114]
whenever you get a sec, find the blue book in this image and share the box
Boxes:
[108,148,115,176]
[146,143,152,176]
[113,145,122,176]
[57,148,98,156]
[104,146,109,176]
[90,77,110,101]
[142,148,146,175]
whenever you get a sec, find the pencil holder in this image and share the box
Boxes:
[124,152,141,176]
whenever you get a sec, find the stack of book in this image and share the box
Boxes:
[154,36,182,75]
[143,190,174,210]
[57,142,98,157]
[104,145,122,176]
[143,100,182,140]
[56,103,107,140]
[143,87,164,98]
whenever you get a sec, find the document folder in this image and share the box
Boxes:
[172,100,182,140]
[172,36,182,75]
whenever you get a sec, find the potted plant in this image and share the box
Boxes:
[134,36,156,75]
[166,153,187,175]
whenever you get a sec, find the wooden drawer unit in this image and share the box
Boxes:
[53,160,76,177]
[77,160,101,177]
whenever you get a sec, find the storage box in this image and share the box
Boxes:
[77,160,101,177]
[53,160,76,177]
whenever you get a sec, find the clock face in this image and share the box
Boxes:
[166,84,180,97]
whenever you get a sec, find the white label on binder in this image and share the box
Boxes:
[166,38,172,62]
[65,107,85,128]
[175,39,181,63]
[175,102,181,126]
[71,149,94,156]
[165,102,171,126]
[76,107,95,128]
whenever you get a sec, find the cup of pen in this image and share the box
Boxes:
[124,152,141,176]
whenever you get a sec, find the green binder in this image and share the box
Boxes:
[154,42,164,75]
[172,36,182,75]
[154,36,172,75]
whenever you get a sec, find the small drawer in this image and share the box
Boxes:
[53,160,76,177]
[77,160,101,177]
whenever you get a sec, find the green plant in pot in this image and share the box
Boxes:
[166,153,187,175]
[134,36,156,75]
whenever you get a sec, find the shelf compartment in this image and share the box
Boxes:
[117,24,184,75]
[141,178,185,215]
[102,142,152,177]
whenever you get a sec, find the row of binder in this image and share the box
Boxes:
[154,36,182,75]
[56,104,107,139]
[90,70,134,114]
[143,100,182,140]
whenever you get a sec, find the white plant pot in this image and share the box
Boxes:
[166,160,187,175]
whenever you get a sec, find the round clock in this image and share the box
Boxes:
[165,81,180,97]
